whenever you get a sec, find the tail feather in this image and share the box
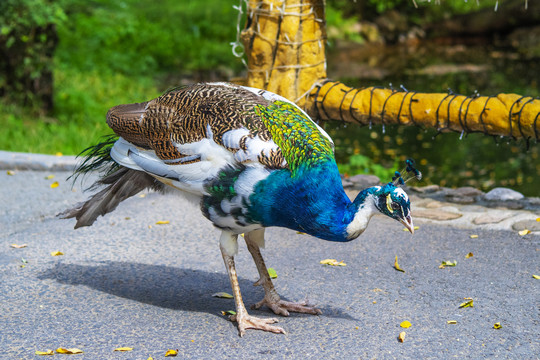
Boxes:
[60,167,163,228]
[61,135,164,228]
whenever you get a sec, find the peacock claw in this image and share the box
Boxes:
[252,297,322,317]
[230,313,286,336]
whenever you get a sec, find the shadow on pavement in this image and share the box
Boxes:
[38,261,357,321]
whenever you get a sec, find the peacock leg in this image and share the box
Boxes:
[244,229,322,316]
[219,232,285,336]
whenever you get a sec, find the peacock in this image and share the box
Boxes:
[61,82,420,336]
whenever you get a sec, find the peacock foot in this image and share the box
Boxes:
[230,313,285,336]
[252,297,323,317]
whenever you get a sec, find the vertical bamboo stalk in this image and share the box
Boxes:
[241,0,327,108]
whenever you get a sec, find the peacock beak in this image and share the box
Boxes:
[400,214,414,234]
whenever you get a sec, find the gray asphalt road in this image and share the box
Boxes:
[1,171,539,359]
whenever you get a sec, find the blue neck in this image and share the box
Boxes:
[248,161,371,242]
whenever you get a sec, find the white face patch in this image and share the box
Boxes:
[394,187,408,202]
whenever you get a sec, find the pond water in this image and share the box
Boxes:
[325,41,539,196]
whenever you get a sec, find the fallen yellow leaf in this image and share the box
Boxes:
[55,152,63,157]
[45,175,55,180]
[268,267,278,278]
[398,331,406,342]
[447,320,457,324]
[165,349,178,357]
[493,322,502,329]
[532,274,540,280]
[403,226,419,231]
[7,170,15,175]
[296,231,306,235]
[50,181,59,188]
[459,298,474,308]
[147,357,154,360]
[212,292,233,299]
[465,252,474,258]
[221,310,236,316]
[56,347,83,354]
[50,251,64,256]
[394,255,405,272]
[155,220,170,225]
[400,320,411,328]
[536,217,540,222]
[35,350,54,355]
[469,234,478,239]
[518,229,531,236]
[320,259,346,266]
[138,193,146,198]
[440,260,457,267]
[10,244,27,249]
[114,347,133,351]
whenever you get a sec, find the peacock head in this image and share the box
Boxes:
[372,159,421,234]
[373,183,414,233]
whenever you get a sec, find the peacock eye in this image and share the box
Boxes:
[391,202,400,211]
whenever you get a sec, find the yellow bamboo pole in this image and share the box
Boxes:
[306,81,540,140]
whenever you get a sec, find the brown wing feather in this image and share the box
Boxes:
[106,83,285,168]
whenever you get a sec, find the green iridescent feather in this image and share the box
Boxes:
[255,101,334,174]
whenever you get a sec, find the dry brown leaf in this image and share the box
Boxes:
[50,181,59,189]
[11,244,27,249]
[165,349,178,357]
[56,347,83,354]
[394,256,405,272]
[50,251,64,256]
[398,331,406,342]
[155,220,170,225]
[114,347,133,351]
[35,350,54,355]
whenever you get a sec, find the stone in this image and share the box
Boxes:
[424,201,443,209]
[445,187,484,204]
[473,213,512,225]
[512,219,540,232]
[347,174,380,189]
[410,185,440,194]
[484,187,524,201]
[413,209,462,221]
[342,179,354,188]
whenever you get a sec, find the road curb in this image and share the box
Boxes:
[0,151,78,171]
